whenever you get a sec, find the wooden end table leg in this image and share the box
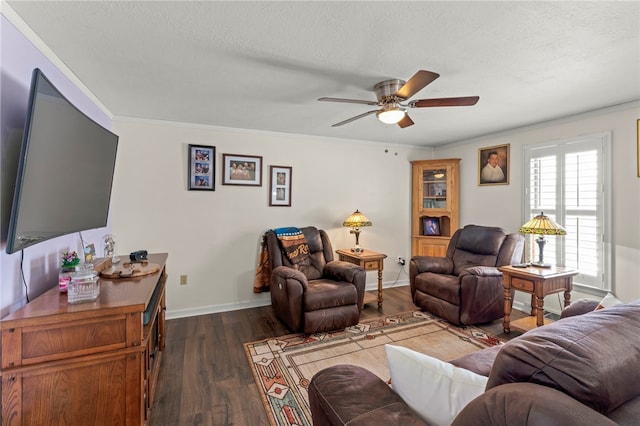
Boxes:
[377,268,383,307]
[535,295,545,327]
[530,294,536,316]
[503,286,512,334]
[564,289,571,308]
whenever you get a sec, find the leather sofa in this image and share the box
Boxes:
[410,225,524,325]
[309,300,640,425]
[266,226,366,334]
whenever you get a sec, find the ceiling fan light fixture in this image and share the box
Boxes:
[319,70,479,128]
[377,107,406,124]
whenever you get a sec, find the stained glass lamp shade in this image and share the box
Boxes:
[519,212,566,268]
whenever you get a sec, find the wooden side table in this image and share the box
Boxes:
[499,265,578,333]
[336,249,387,307]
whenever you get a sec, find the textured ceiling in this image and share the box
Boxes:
[6,1,640,146]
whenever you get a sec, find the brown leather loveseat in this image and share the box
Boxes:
[309,300,640,425]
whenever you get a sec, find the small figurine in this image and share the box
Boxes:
[103,234,120,264]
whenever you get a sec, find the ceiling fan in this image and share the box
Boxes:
[318,70,479,128]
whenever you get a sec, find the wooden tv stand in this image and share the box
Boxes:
[1,253,168,426]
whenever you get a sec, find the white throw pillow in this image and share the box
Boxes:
[594,292,624,310]
[385,344,488,426]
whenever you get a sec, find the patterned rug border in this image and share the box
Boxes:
[243,310,502,426]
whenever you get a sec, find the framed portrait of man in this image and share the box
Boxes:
[478,144,509,185]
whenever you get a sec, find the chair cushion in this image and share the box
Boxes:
[304,279,358,311]
[298,227,327,280]
[270,227,332,281]
[413,272,460,305]
[455,225,506,255]
[451,225,506,275]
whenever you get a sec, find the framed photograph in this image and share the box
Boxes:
[479,143,510,185]
[188,144,215,190]
[423,217,441,236]
[222,154,262,186]
[83,243,96,263]
[269,165,292,206]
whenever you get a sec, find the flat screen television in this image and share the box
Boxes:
[6,68,119,254]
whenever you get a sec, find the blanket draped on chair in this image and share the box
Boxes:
[274,227,310,264]
[254,233,270,293]
[253,227,310,293]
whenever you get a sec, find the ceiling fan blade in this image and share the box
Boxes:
[331,110,379,127]
[395,70,440,100]
[397,114,414,128]
[318,97,379,106]
[411,96,480,108]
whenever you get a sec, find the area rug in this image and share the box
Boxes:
[244,311,502,426]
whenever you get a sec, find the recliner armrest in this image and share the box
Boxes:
[410,256,454,275]
[459,266,502,278]
[272,265,308,289]
[323,260,364,283]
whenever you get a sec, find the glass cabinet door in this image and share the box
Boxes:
[412,158,459,256]
[422,168,448,209]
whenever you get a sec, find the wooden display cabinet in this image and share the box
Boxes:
[411,159,460,257]
[1,253,168,426]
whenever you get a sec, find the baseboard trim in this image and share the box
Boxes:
[512,300,528,313]
[166,280,410,320]
[166,298,271,320]
[512,300,562,317]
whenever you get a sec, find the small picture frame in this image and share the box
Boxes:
[479,143,510,185]
[188,144,215,190]
[269,165,292,206]
[84,243,96,263]
[423,217,441,236]
[222,154,262,186]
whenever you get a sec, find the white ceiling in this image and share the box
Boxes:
[6,1,640,147]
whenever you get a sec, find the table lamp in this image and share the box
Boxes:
[343,210,372,253]
[519,212,566,268]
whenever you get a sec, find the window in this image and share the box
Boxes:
[523,132,611,293]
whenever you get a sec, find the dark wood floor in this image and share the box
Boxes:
[149,286,524,426]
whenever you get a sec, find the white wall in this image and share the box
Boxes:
[111,119,433,318]
[1,12,113,316]
[435,102,640,311]
[112,102,639,319]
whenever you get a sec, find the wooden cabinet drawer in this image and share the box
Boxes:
[363,260,379,270]
[511,277,534,292]
[2,348,142,426]
[3,315,129,368]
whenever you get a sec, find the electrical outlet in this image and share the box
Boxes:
[397,256,406,266]
[180,274,188,285]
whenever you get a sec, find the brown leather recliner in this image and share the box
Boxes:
[266,226,366,334]
[410,224,524,325]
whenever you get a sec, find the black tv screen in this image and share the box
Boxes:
[6,69,118,254]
